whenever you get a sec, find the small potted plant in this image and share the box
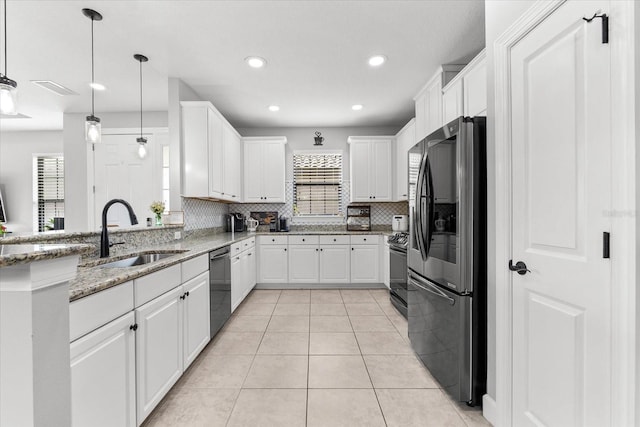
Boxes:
[0,224,6,237]
[150,201,165,226]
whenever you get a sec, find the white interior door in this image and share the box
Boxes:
[93,134,159,229]
[510,1,611,425]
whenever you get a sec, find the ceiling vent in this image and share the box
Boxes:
[31,80,78,96]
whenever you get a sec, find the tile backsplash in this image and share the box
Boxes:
[182,198,229,231]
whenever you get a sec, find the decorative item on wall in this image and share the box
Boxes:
[0,0,18,115]
[314,131,324,146]
[82,8,103,144]
[134,53,149,159]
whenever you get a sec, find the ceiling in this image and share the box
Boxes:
[0,0,485,132]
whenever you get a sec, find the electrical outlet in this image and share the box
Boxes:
[174,231,182,240]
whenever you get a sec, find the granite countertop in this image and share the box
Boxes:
[0,244,94,268]
[69,229,389,302]
[0,225,183,244]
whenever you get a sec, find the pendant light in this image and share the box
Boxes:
[82,8,103,143]
[0,0,17,115]
[134,53,149,159]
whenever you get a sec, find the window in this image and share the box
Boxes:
[35,156,64,232]
[293,153,342,216]
[162,145,170,212]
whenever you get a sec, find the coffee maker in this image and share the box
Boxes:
[225,213,245,232]
[278,216,290,232]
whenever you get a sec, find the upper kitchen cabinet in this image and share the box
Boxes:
[243,137,287,203]
[414,65,465,142]
[181,101,243,202]
[348,136,393,202]
[394,118,415,201]
[441,49,487,123]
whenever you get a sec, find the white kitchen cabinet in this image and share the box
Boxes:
[135,286,184,424]
[222,123,242,201]
[258,245,289,283]
[243,137,287,203]
[70,312,136,427]
[319,245,350,283]
[383,241,390,289]
[414,65,465,142]
[231,239,257,311]
[231,251,243,311]
[442,79,463,125]
[181,101,243,201]
[348,137,393,202]
[350,245,380,283]
[462,50,487,117]
[288,245,320,283]
[182,271,210,369]
[394,118,415,201]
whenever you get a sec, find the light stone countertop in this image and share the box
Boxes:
[0,244,93,268]
[69,230,389,302]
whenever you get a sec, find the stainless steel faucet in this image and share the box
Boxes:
[100,199,139,258]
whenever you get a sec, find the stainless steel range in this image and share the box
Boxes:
[388,232,408,318]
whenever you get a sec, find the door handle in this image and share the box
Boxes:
[508,260,530,275]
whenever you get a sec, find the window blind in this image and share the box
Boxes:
[37,156,64,232]
[293,153,342,216]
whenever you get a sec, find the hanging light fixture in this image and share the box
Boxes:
[0,0,18,115]
[82,8,103,143]
[134,53,149,159]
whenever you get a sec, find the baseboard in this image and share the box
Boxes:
[482,394,497,426]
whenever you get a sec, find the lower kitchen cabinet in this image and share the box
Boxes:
[350,245,380,283]
[182,271,211,369]
[231,243,257,311]
[288,245,320,283]
[319,245,350,283]
[135,286,184,424]
[231,252,243,311]
[70,312,136,427]
[258,245,288,283]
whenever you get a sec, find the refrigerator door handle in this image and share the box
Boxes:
[415,152,428,260]
[409,274,455,305]
[425,154,435,254]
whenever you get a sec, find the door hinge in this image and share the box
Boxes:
[603,232,610,258]
[583,13,608,44]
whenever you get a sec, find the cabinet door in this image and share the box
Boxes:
[350,141,372,202]
[319,245,350,283]
[135,286,183,424]
[243,141,263,202]
[442,79,463,124]
[415,93,427,142]
[350,245,380,283]
[70,312,136,427]
[383,244,390,289]
[288,245,320,283]
[183,271,210,369]
[463,57,487,117]
[258,245,288,283]
[426,79,443,134]
[182,106,209,197]
[208,110,224,197]
[247,248,257,290]
[372,140,392,201]
[395,121,415,201]
[230,253,243,311]
[222,124,241,201]
[263,142,286,202]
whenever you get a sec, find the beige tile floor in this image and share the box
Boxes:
[143,289,491,427]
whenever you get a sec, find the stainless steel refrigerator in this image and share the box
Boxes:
[407,116,486,405]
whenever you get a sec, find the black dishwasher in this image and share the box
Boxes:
[209,246,231,338]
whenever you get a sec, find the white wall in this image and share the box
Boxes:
[63,111,168,232]
[484,0,536,403]
[0,131,63,233]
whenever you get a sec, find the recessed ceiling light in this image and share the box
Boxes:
[90,82,106,91]
[352,104,363,111]
[245,56,267,68]
[368,55,387,67]
[268,105,280,112]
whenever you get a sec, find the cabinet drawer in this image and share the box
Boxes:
[288,235,319,245]
[259,235,288,245]
[319,235,350,245]
[350,235,379,245]
[181,254,209,283]
[240,237,256,251]
[134,264,182,307]
[70,280,134,342]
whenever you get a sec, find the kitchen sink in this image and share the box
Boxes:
[97,251,187,268]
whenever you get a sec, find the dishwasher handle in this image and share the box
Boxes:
[210,246,230,260]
